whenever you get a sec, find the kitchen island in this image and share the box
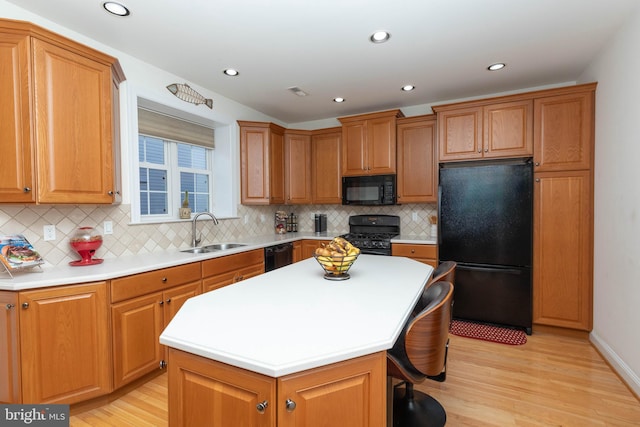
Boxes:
[160,255,433,426]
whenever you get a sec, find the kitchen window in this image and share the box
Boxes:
[135,107,215,223]
[138,135,213,219]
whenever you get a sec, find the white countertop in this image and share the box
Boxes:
[159,255,432,377]
[0,233,333,291]
[0,231,436,291]
[391,234,437,245]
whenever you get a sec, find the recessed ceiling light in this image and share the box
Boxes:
[488,63,506,71]
[370,31,390,43]
[223,69,239,76]
[401,85,415,92]
[103,2,130,16]
[333,97,345,103]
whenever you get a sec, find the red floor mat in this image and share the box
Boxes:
[450,319,527,345]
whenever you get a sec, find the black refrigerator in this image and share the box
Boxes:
[438,158,533,334]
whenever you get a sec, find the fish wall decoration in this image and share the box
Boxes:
[167,83,213,109]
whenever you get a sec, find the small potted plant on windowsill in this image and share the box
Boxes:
[179,191,192,219]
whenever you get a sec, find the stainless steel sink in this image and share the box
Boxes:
[206,243,246,250]
[180,243,246,253]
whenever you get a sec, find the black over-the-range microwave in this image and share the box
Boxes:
[342,174,396,206]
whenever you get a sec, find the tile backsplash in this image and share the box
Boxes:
[0,203,436,266]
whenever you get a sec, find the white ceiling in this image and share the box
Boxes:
[8,0,639,124]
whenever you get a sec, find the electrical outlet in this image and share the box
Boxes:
[412,212,419,222]
[244,215,249,224]
[43,225,56,241]
[260,214,266,223]
[103,221,113,235]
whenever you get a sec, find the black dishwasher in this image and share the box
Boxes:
[264,243,293,272]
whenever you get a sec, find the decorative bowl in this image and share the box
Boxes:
[313,253,359,281]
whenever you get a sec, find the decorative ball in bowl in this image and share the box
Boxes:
[313,237,361,281]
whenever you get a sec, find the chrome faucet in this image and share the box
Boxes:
[191,212,219,247]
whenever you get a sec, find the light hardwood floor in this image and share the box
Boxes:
[70,330,640,426]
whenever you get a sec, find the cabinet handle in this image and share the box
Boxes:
[535,178,540,182]
[21,302,29,309]
[162,277,168,282]
[534,162,540,166]
[477,149,482,153]
[166,298,172,304]
[256,400,269,414]
[107,190,114,196]
[159,360,167,369]
[238,275,244,281]
[411,249,415,254]
[5,304,14,310]
[484,148,488,153]
[159,300,164,306]
[23,187,31,193]
[285,399,296,412]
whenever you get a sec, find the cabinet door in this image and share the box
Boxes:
[19,282,111,404]
[278,352,386,427]
[292,241,302,263]
[32,39,114,204]
[168,348,276,427]
[533,171,592,330]
[285,132,312,204]
[484,100,533,158]
[0,292,20,403]
[240,125,270,204]
[0,33,35,203]
[397,116,437,203]
[301,240,330,260]
[163,281,201,326]
[534,91,594,172]
[438,107,483,162]
[341,120,367,176]
[311,129,341,204]
[112,292,164,388]
[367,116,396,175]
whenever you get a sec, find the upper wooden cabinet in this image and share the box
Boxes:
[311,127,342,204]
[534,88,594,172]
[396,115,437,203]
[339,109,404,176]
[434,99,533,162]
[0,19,125,204]
[239,121,285,205]
[284,130,312,204]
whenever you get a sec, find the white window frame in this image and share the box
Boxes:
[134,133,214,223]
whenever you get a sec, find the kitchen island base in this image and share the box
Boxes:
[168,348,386,427]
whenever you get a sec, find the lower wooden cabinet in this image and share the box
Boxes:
[0,291,21,403]
[292,241,302,263]
[202,249,265,292]
[168,348,386,427]
[18,282,111,404]
[301,239,330,260]
[392,243,438,268]
[533,170,593,330]
[111,263,202,388]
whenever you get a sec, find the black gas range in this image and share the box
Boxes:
[341,214,400,256]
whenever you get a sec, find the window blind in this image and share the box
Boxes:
[138,108,214,148]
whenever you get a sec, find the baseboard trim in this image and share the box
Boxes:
[590,331,640,399]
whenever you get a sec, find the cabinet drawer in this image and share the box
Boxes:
[202,249,264,278]
[392,244,437,259]
[111,263,201,303]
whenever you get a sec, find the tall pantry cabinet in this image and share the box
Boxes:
[532,84,595,331]
[434,83,596,332]
[0,19,125,204]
